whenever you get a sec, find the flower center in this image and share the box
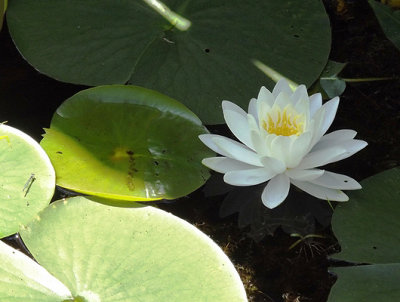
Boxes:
[262,108,304,136]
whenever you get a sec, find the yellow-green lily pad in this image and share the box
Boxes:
[0,124,55,238]
[40,85,213,202]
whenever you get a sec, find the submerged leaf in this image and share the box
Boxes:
[368,0,400,50]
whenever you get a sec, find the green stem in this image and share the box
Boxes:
[142,0,191,31]
[341,77,394,82]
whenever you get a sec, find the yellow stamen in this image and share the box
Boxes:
[262,108,303,136]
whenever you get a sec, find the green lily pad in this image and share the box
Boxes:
[0,124,55,239]
[14,196,247,301]
[328,168,400,302]
[328,264,400,302]
[6,0,331,124]
[40,85,213,202]
[368,0,400,50]
[331,168,400,264]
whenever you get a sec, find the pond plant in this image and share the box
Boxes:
[1,0,400,301]
[199,79,367,209]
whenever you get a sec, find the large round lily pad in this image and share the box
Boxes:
[0,124,55,238]
[6,0,331,124]
[14,196,247,301]
[40,85,213,201]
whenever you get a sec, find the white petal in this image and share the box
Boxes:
[308,106,326,148]
[291,180,349,201]
[269,135,292,165]
[309,93,322,117]
[312,139,367,163]
[222,103,254,149]
[296,146,346,170]
[320,129,357,141]
[291,85,308,105]
[257,86,274,107]
[202,157,258,173]
[222,100,247,116]
[272,79,293,98]
[212,136,262,166]
[285,169,324,181]
[317,97,339,139]
[247,113,259,132]
[286,131,313,168]
[293,96,310,117]
[311,129,357,152]
[224,168,275,186]
[310,171,361,190]
[257,99,272,128]
[199,134,231,157]
[328,139,368,162]
[260,156,286,174]
[248,98,258,122]
[261,174,290,209]
[274,92,292,109]
[250,130,271,157]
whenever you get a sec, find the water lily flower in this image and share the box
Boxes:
[199,79,367,209]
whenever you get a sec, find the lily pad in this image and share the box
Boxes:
[0,124,55,238]
[6,0,331,124]
[331,168,400,264]
[368,0,400,50]
[328,168,400,302]
[40,85,213,201]
[14,196,247,301]
[328,264,400,302]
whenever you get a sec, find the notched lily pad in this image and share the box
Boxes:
[40,85,213,202]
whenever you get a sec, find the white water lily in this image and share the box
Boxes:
[199,79,367,209]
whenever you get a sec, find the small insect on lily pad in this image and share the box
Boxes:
[40,85,213,202]
[0,124,55,238]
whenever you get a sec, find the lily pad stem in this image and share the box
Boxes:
[142,0,191,31]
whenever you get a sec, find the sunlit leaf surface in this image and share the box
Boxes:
[0,124,55,238]
[18,196,247,301]
[40,85,213,202]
